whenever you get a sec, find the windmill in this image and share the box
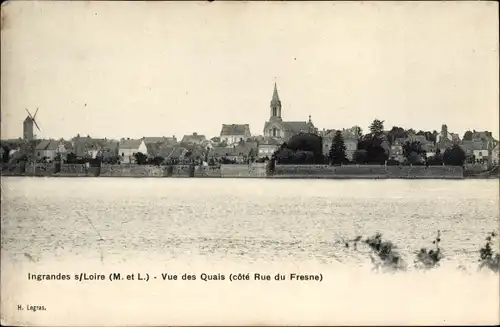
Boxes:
[23,108,42,165]
[25,108,41,141]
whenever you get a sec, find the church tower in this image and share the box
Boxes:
[270,82,282,120]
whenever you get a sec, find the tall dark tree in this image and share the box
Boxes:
[443,144,466,166]
[329,131,347,165]
[286,133,324,163]
[369,119,385,137]
[357,135,388,164]
[2,145,10,163]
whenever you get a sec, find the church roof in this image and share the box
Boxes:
[220,124,250,136]
[283,121,311,134]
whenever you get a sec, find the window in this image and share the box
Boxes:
[122,153,124,157]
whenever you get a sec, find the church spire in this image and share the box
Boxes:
[270,82,282,118]
[271,82,280,104]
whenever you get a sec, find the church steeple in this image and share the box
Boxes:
[270,82,282,119]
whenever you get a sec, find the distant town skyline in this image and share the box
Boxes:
[1,1,498,140]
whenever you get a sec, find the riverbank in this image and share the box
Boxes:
[0,163,478,179]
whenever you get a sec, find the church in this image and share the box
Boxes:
[263,83,317,142]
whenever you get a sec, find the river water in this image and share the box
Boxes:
[1,178,499,325]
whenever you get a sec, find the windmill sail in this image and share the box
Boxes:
[25,108,41,132]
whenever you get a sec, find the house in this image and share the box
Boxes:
[209,142,258,163]
[436,124,460,151]
[321,127,360,161]
[390,143,405,163]
[118,139,147,164]
[262,83,317,141]
[406,132,428,145]
[35,139,68,161]
[181,133,206,145]
[492,144,499,165]
[72,135,117,159]
[258,138,280,158]
[201,139,214,150]
[220,124,252,145]
[473,149,490,164]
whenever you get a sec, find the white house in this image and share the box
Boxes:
[473,149,489,163]
[118,139,148,163]
[220,124,252,145]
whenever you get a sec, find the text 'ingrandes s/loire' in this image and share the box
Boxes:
[27,273,106,281]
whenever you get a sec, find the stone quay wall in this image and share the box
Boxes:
[272,164,464,179]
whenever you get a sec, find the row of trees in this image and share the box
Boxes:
[272,119,467,166]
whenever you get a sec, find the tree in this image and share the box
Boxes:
[402,141,427,164]
[353,149,368,164]
[443,144,466,166]
[387,126,407,145]
[328,131,347,165]
[369,119,385,137]
[352,126,363,139]
[357,136,388,164]
[66,152,77,164]
[2,145,10,163]
[133,152,148,165]
[148,156,165,166]
[248,148,257,163]
[286,133,324,163]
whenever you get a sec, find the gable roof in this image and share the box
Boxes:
[35,140,51,150]
[181,133,206,143]
[220,124,250,136]
[46,140,61,151]
[283,121,311,134]
[119,139,143,149]
[35,140,65,151]
[146,143,160,156]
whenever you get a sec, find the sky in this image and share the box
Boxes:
[1,1,498,141]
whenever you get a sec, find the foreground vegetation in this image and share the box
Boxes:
[339,230,499,273]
